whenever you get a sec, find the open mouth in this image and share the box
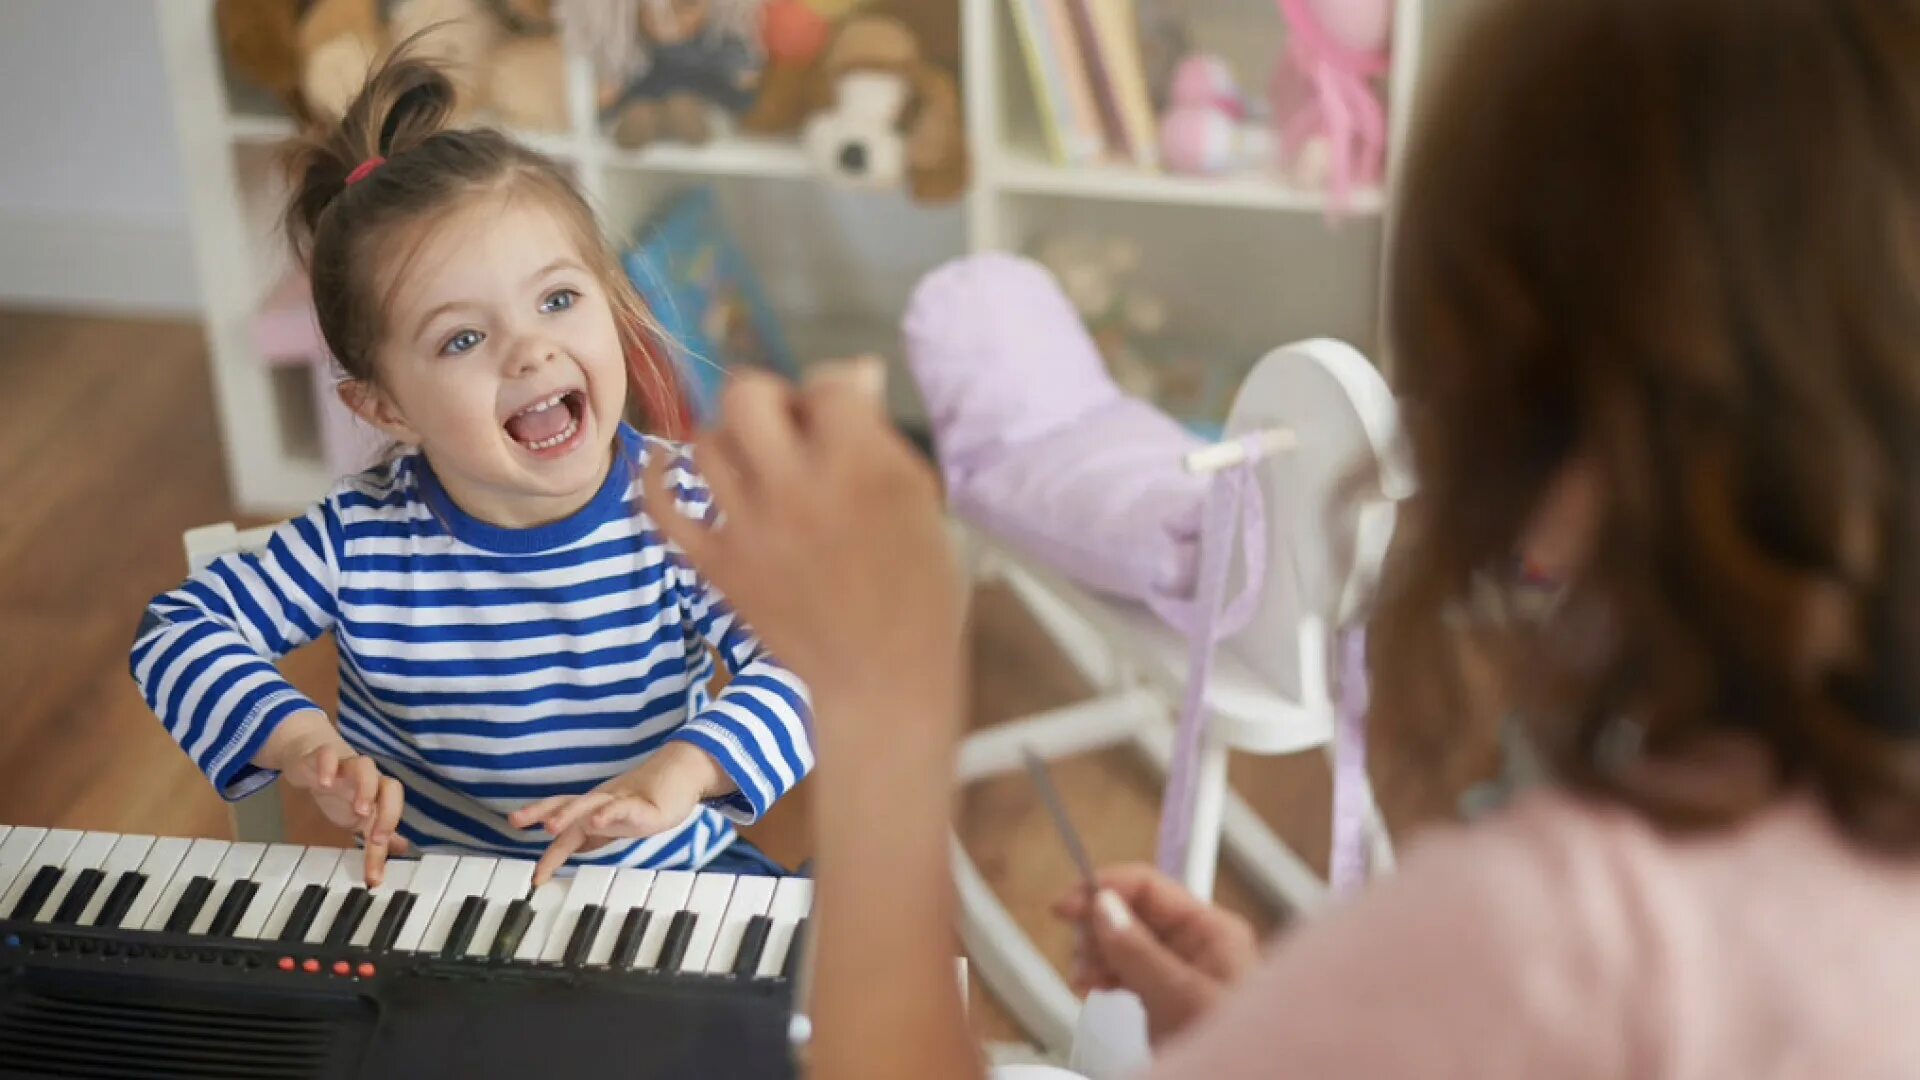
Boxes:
[504,389,587,454]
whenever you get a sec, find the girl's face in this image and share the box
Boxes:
[349,193,629,528]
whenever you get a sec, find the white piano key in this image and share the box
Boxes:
[259,848,347,941]
[466,858,534,959]
[348,858,416,949]
[232,844,306,940]
[632,869,697,971]
[390,854,459,953]
[757,877,815,979]
[305,851,375,945]
[30,831,118,924]
[417,856,498,954]
[513,877,572,963]
[1,828,81,918]
[0,826,47,905]
[188,842,266,936]
[705,875,777,975]
[75,834,155,927]
[585,868,655,967]
[675,873,738,973]
[539,864,616,964]
[141,838,230,932]
[118,837,194,930]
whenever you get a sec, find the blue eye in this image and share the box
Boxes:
[541,288,579,314]
[440,329,484,356]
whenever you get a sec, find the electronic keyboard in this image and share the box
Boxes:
[0,825,810,1078]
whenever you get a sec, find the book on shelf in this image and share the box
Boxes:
[1007,0,1101,164]
[1008,0,1161,170]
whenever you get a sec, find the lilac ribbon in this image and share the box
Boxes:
[1329,628,1371,898]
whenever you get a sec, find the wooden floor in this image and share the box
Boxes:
[0,309,1494,1049]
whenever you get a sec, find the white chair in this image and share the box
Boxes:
[951,338,1412,1056]
[182,521,292,845]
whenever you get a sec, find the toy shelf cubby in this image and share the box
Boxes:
[160,0,1455,516]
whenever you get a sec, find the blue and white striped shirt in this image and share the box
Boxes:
[130,425,813,870]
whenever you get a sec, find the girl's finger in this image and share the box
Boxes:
[534,828,586,888]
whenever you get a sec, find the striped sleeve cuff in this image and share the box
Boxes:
[666,724,774,825]
[209,689,317,801]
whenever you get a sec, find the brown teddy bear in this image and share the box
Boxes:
[787,0,967,203]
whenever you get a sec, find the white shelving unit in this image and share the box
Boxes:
[159,0,1443,516]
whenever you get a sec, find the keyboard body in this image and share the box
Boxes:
[0,826,810,1079]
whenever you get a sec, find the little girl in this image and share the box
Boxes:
[130,55,810,888]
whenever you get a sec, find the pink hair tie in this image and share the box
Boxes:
[346,156,387,186]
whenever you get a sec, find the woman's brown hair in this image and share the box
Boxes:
[1372,0,1920,845]
[281,43,688,437]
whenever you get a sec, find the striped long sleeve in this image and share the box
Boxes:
[127,424,813,871]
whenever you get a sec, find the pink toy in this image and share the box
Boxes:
[1159,54,1270,176]
[1270,0,1392,215]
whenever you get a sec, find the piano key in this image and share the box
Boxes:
[50,869,106,925]
[656,910,697,971]
[673,873,738,973]
[781,918,809,980]
[513,878,572,963]
[163,876,215,933]
[757,877,815,979]
[258,848,346,941]
[93,872,147,930]
[116,836,193,931]
[34,832,119,924]
[189,842,266,937]
[231,844,309,940]
[205,879,259,937]
[348,858,417,950]
[584,868,655,968]
[307,854,374,945]
[465,859,534,960]
[10,866,63,921]
[441,895,487,959]
[706,876,776,976]
[389,854,461,953]
[279,883,327,942]
[609,907,652,970]
[0,827,51,905]
[631,870,697,971]
[562,905,606,968]
[74,835,154,927]
[489,898,534,961]
[325,888,372,946]
[0,828,81,917]
[140,837,229,933]
[538,864,616,964]
[367,891,416,951]
[417,857,497,955]
[732,915,774,977]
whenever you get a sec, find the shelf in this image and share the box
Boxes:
[991,154,1384,215]
[599,136,813,181]
[224,111,579,160]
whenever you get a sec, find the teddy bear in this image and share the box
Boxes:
[556,0,765,148]
[774,0,966,202]
[216,0,568,132]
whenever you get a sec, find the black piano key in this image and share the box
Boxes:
[609,908,651,969]
[440,895,487,959]
[206,879,259,938]
[325,887,372,946]
[562,904,605,968]
[49,868,106,925]
[781,918,809,980]
[732,914,774,977]
[94,871,146,929]
[278,883,327,943]
[368,892,415,951]
[10,866,63,920]
[656,910,697,971]
[489,898,534,961]
[163,876,215,933]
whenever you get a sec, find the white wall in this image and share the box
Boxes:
[0,0,199,313]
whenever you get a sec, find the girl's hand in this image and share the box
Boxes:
[1052,863,1261,1045]
[279,734,409,887]
[512,743,728,885]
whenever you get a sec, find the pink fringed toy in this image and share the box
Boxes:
[1270,0,1393,214]
[1159,55,1275,176]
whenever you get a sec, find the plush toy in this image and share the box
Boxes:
[739,0,871,134]
[1270,0,1393,214]
[560,0,765,148]
[1158,54,1275,177]
[791,0,966,202]
[215,0,312,120]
